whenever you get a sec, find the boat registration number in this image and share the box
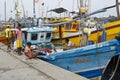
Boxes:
[74,58,90,63]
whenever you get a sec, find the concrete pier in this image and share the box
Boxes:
[0,43,89,80]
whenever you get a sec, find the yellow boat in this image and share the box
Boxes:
[51,20,120,46]
[45,5,120,47]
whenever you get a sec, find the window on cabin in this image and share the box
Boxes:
[65,23,71,30]
[31,34,38,40]
[46,33,51,39]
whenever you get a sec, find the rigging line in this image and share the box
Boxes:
[110,55,120,80]
[72,0,74,11]
[95,22,102,67]
[56,0,64,8]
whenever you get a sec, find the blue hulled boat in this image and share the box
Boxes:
[38,37,120,78]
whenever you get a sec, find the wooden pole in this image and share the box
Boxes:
[33,0,36,18]
[4,0,6,21]
[116,0,120,19]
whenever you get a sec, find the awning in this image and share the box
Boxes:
[48,7,68,14]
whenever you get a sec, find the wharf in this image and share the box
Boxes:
[0,43,89,80]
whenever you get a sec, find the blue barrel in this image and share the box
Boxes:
[88,40,94,45]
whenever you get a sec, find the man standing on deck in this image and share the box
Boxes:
[5,26,12,51]
[16,24,22,55]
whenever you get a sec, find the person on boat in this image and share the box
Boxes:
[64,38,74,50]
[24,42,39,59]
[66,38,74,46]
[5,26,12,51]
[16,24,22,55]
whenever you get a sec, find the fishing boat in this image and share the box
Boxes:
[51,20,120,47]
[37,2,120,78]
[42,7,80,44]
[43,1,120,47]
[38,34,120,78]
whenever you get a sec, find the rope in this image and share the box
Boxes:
[110,55,120,80]
[95,26,101,67]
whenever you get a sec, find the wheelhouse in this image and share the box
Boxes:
[22,27,53,45]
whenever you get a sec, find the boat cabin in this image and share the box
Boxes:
[11,27,54,45]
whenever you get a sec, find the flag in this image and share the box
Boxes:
[35,0,39,3]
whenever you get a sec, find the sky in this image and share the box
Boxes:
[0,0,119,21]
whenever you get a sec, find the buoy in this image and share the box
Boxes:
[83,28,89,34]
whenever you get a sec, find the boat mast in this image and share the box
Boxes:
[80,0,83,8]
[116,0,120,19]
[85,0,91,14]
[15,0,19,22]
[15,0,22,27]
[21,0,25,18]
[33,0,36,18]
[79,0,89,47]
[4,0,6,21]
